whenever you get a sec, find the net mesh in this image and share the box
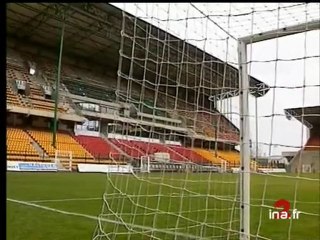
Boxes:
[93,3,319,240]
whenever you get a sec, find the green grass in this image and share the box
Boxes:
[7,172,320,240]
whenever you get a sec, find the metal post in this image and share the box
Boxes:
[147,156,150,173]
[52,17,65,148]
[238,40,250,240]
[255,96,258,162]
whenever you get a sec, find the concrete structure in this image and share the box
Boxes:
[284,106,320,173]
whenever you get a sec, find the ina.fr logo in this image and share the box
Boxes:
[269,199,301,220]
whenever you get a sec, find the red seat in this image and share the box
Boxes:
[102,139,212,164]
[109,139,144,158]
[75,136,120,159]
[169,145,209,164]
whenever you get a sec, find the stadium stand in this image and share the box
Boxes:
[174,110,212,136]
[75,135,121,160]
[216,150,241,166]
[109,139,145,159]
[7,128,40,161]
[6,48,73,113]
[174,109,239,141]
[7,63,67,112]
[6,85,23,106]
[63,79,117,102]
[5,9,245,171]
[34,57,119,104]
[168,145,210,164]
[6,49,241,169]
[8,50,239,144]
[109,140,212,165]
[27,129,94,160]
[193,148,222,165]
[130,141,189,162]
[132,98,168,117]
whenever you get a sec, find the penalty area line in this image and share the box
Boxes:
[7,198,205,239]
[7,198,99,221]
[29,197,102,203]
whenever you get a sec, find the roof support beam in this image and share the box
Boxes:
[62,3,113,27]
[14,4,53,38]
[64,21,109,48]
[14,3,74,41]
[61,4,113,47]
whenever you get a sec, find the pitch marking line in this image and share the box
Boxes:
[23,196,319,205]
[7,198,209,239]
[29,197,102,203]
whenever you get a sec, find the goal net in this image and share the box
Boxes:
[93,3,319,240]
[54,150,72,172]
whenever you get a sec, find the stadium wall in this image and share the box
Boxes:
[310,125,320,137]
[289,150,320,173]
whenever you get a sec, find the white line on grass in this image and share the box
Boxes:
[29,197,102,203]
[23,196,319,205]
[7,198,212,239]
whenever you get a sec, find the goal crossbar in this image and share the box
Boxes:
[240,19,320,44]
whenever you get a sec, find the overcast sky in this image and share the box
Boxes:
[112,3,320,156]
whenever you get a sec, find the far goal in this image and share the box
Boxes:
[54,150,72,172]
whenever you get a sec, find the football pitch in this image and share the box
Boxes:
[7,172,320,240]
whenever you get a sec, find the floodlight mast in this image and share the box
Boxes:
[52,16,65,148]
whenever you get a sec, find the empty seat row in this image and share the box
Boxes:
[215,150,240,163]
[7,128,39,157]
[6,127,241,168]
[75,135,120,159]
[193,148,222,164]
[131,140,187,162]
[27,130,93,159]
[109,139,145,159]
[170,145,209,164]
[108,139,212,165]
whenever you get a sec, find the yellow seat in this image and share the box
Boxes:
[215,150,240,165]
[27,130,94,160]
[193,148,222,164]
[6,128,39,160]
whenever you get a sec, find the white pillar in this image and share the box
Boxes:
[238,40,250,240]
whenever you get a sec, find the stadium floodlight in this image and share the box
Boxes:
[28,61,36,75]
[29,68,35,75]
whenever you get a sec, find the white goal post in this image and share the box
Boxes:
[140,155,150,173]
[220,159,228,173]
[54,150,72,172]
[238,20,320,240]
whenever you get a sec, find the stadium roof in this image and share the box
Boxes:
[284,106,320,128]
[6,3,269,99]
